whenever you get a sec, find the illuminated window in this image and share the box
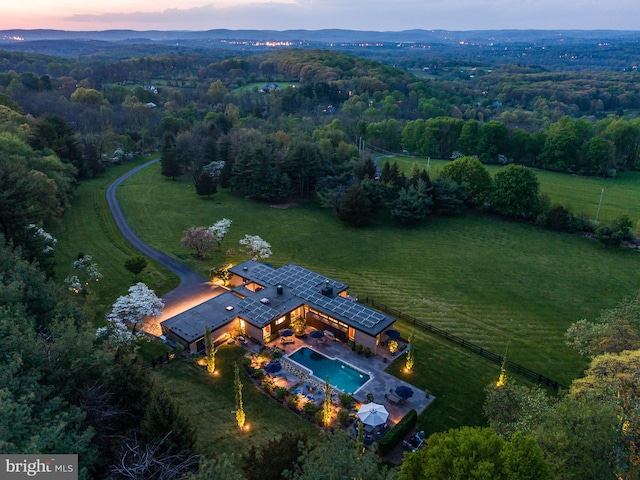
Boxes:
[276,317,285,325]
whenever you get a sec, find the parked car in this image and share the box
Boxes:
[403,430,425,452]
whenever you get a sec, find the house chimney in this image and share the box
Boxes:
[277,285,283,295]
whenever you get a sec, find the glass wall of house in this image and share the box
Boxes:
[304,306,349,342]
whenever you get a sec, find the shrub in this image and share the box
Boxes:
[355,344,364,355]
[275,386,289,399]
[364,347,373,357]
[288,394,300,410]
[253,369,265,381]
[315,410,325,425]
[573,213,596,233]
[303,402,320,416]
[291,315,306,336]
[241,356,252,368]
[271,347,284,359]
[339,393,354,409]
[263,378,274,393]
[377,409,418,456]
[338,409,350,426]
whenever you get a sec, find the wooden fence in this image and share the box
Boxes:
[144,351,176,368]
[363,297,568,391]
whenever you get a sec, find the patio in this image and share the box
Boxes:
[244,328,435,424]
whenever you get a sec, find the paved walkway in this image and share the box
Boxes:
[106,160,222,335]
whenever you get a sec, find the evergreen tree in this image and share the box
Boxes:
[195,170,218,198]
[390,180,433,225]
[139,386,197,454]
[234,362,245,429]
[204,325,217,374]
[160,131,181,179]
[337,183,374,227]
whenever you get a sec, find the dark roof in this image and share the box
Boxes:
[230,261,396,335]
[160,291,243,343]
[162,260,395,342]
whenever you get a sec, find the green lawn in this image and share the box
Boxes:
[230,81,299,93]
[51,156,179,321]
[150,346,320,456]
[387,155,640,231]
[115,162,640,433]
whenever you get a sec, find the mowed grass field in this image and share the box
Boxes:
[388,156,640,232]
[51,156,179,320]
[114,161,640,434]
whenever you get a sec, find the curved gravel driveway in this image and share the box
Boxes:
[106,159,223,335]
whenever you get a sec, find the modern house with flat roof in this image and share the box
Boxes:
[161,260,396,354]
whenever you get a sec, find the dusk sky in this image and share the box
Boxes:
[3,0,640,32]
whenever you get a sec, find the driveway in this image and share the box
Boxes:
[106,159,224,335]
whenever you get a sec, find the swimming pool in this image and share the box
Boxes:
[287,347,370,393]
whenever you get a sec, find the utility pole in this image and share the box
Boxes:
[595,188,604,224]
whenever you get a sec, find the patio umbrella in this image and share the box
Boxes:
[310,330,325,339]
[358,402,389,427]
[395,385,414,398]
[385,329,401,339]
[279,328,294,337]
[264,362,281,374]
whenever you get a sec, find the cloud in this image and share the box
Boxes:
[55,0,640,32]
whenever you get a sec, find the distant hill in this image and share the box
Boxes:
[2,28,640,46]
[2,29,640,70]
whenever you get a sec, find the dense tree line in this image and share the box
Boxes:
[2,47,640,191]
[401,115,640,174]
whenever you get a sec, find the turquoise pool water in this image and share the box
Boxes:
[288,347,370,393]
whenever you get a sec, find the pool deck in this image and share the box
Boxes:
[251,331,435,425]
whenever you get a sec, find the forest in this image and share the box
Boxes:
[1,32,640,479]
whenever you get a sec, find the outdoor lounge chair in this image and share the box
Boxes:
[385,392,405,405]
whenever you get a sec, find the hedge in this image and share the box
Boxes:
[377,408,418,456]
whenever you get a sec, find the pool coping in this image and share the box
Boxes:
[286,345,373,395]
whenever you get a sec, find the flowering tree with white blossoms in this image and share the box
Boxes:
[26,224,57,253]
[202,160,225,180]
[239,234,272,260]
[64,254,102,294]
[108,282,164,333]
[208,218,232,251]
[96,316,136,351]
